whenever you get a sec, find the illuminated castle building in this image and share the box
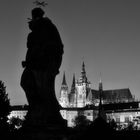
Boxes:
[59,62,92,108]
[59,62,134,108]
[59,62,136,127]
[7,62,140,129]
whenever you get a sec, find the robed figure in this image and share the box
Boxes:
[20,7,66,128]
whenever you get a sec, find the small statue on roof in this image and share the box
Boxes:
[33,0,48,7]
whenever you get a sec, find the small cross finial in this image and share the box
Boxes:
[33,0,48,7]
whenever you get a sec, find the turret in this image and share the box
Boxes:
[76,62,91,107]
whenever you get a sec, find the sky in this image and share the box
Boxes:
[0,0,140,105]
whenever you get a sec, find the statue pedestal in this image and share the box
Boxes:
[20,69,67,139]
[18,124,68,140]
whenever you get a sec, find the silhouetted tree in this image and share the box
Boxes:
[108,119,117,130]
[126,121,134,131]
[0,80,10,132]
[74,114,92,129]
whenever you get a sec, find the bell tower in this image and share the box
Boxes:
[76,62,91,107]
[69,74,77,107]
[59,72,69,107]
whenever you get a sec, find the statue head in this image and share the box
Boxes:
[31,7,45,20]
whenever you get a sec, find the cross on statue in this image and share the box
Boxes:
[33,0,48,7]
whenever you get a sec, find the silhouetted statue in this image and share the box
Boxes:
[20,7,66,128]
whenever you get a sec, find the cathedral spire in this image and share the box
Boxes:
[81,61,86,75]
[70,73,76,93]
[80,61,87,82]
[68,74,77,106]
[62,71,67,86]
[59,71,69,107]
[60,71,68,92]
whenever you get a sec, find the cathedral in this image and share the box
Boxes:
[59,62,135,127]
[59,62,134,108]
[59,62,92,108]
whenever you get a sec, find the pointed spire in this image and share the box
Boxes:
[99,72,103,91]
[70,73,76,93]
[62,71,67,86]
[60,71,68,92]
[59,71,69,107]
[80,61,87,82]
[81,61,86,75]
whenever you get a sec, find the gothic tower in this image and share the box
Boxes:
[69,74,77,107]
[59,72,69,107]
[76,62,91,107]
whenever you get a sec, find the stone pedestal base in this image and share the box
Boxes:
[17,123,68,140]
